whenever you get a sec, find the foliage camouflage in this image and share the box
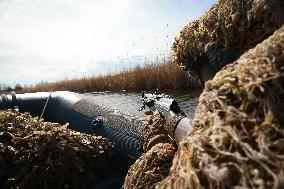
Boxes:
[124,112,177,189]
[173,0,284,74]
[158,26,284,189]
[0,109,114,189]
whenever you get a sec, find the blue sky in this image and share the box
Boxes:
[0,0,217,86]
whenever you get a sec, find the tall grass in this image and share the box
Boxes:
[24,60,198,93]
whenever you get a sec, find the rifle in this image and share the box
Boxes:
[139,91,192,143]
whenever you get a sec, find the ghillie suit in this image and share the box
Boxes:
[123,112,183,189]
[173,0,284,83]
[157,26,284,189]
[0,109,113,189]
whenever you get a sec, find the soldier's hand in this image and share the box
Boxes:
[144,110,164,130]
[144,111,153,129]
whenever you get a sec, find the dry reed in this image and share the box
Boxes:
[173,0,284,72]
[0,109,113,189]
[24,60,196,93]
[158,25,284,189]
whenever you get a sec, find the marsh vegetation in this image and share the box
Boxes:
[24,60,198,93]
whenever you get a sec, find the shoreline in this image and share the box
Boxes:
[22,60,201,94]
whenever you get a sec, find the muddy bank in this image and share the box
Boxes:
[173,0,284,82]
[158,25,284,189]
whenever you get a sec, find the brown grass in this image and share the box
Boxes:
[24,60,198,93]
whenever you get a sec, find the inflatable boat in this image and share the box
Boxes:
[0,91,145,188]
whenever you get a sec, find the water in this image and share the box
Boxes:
[81,89,201,161]
[85,89,201,119]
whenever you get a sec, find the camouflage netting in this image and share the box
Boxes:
[0,109,114,189]
[124,143,175,189]
[157,26,284,188]
[123,112,177,189]
[173,0,284,73]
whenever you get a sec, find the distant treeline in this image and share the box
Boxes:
[0,83,23,94]
[24,60,199,93]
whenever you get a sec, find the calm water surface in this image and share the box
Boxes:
[86,89,202,119]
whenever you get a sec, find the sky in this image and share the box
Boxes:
[0,0,217,87]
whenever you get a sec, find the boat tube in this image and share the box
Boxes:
[0,91,145,188]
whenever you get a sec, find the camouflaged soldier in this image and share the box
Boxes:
[123,111,186,189]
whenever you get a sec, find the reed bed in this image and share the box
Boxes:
[24,60,197,93]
